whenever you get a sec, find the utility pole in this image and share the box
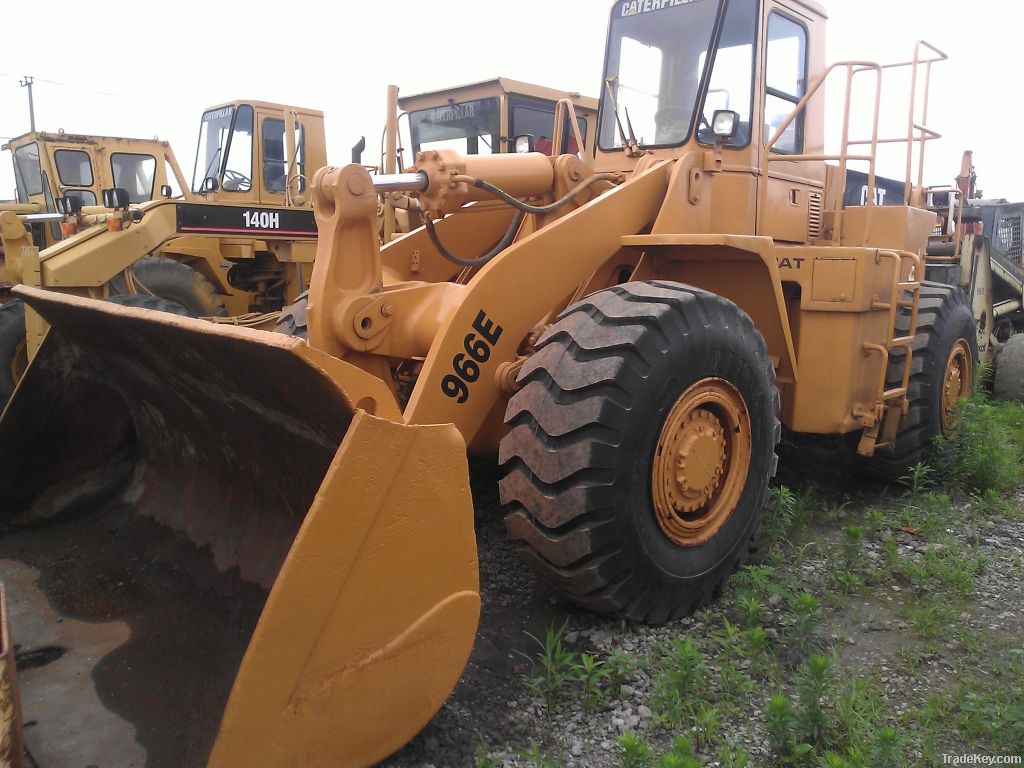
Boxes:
[19,76,35,132]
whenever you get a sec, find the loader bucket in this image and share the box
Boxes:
[0,286,480,767]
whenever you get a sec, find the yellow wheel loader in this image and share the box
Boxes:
[0,1,977,765]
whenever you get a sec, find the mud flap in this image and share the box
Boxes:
[0,287,479,767]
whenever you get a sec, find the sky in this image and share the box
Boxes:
[2,0,1022,201]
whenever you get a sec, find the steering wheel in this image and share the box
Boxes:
[222,169,252,192]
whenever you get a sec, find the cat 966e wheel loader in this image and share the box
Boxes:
[0,0,976,765]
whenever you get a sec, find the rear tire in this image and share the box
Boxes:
[859,281,977,479]
[994,334,1024,401]
[0,299,27,407]
[498,281,780,624]
[112,256,227,317]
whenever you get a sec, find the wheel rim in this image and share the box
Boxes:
[940,339,972,437]
[11,338,27,386]
[651,378,752,547]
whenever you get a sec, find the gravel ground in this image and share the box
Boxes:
[382,457,1024,768]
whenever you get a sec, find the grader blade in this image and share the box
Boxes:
[0,286,479,767]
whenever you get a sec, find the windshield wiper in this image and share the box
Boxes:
[604,76,642,157]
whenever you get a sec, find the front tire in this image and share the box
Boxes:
[498,281,780,623]
[112,256,227,317]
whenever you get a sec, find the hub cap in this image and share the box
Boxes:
[651,378,752,547]
[940,340,972,437]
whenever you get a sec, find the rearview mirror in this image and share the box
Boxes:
[513,134,535,154]
[102,187,131,209]
[203,177,219,193]
[160,184,173,198]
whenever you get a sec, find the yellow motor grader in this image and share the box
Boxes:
[0,1,976,766]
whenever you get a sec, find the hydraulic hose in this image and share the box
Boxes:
[425,209,525,268]
[425,172,619,267]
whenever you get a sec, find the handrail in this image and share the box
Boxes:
[757,40,948,243]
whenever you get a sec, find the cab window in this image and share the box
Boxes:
[13,143,43,200]
[223,105,254,192]
[111,153,157,203]
[696,0,758,147]
[764,12,808,154]
[65,189,98,206]
[55,149,94,187]
[262,117,306,194]
[509,100,589,156]
[409,98,500,155]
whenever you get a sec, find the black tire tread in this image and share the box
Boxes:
[860,281,977,478]
[498,281,780,623]
[114,256,227,317]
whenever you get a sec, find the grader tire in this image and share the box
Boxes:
[105,293,193,316]
[275,291,308,339]
[499,281,780,624]
[0,299,27,407]
[994,334,1024,401]
[113,256,228,317]
[859,282,976,479]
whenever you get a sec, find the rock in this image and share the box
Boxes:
[571,742,583,757]
[768,594,782,607]
[424,736,440,753]
[565,631,579,644]
[638,705,653,719]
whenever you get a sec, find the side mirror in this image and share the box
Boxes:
[513,134,535,154]
[160,184,173,198]
[711,110,740,141]
[55,196,82,215]
[202,176,219,193]
[102,187,131,209]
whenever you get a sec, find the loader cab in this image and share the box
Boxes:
[595,0,828,240]
[191,101,327,207]
[399,79,598,164]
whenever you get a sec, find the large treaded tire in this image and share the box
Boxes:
[275,291,308,339]
[859,281,977,479]
[498,281,780,624]
[112,256,227,317]
[104,293,193,316]
[994,334,1024,401]
[0,299,26,407]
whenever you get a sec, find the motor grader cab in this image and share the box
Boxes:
[380,78,598,240]
[0,1,976,765]
[0,130,186,285]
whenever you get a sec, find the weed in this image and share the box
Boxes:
[795,654,832,746]
[865,726,902,768]
[692,702,720,750]
[654,737,702,768]
[615,731,652,768]
[652,637,707,726]
[606,648,643,689]
[787,593,824,659]
[899,461,935,494]
[475,742,503,768]
[945,393,1024,492]
[736,593,766,628]
[523,620,576,709]
[765,693,812,764]
[517,739,564,768]
[572,653,611,709]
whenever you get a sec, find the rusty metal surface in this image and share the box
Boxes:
[1,286,356,590]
